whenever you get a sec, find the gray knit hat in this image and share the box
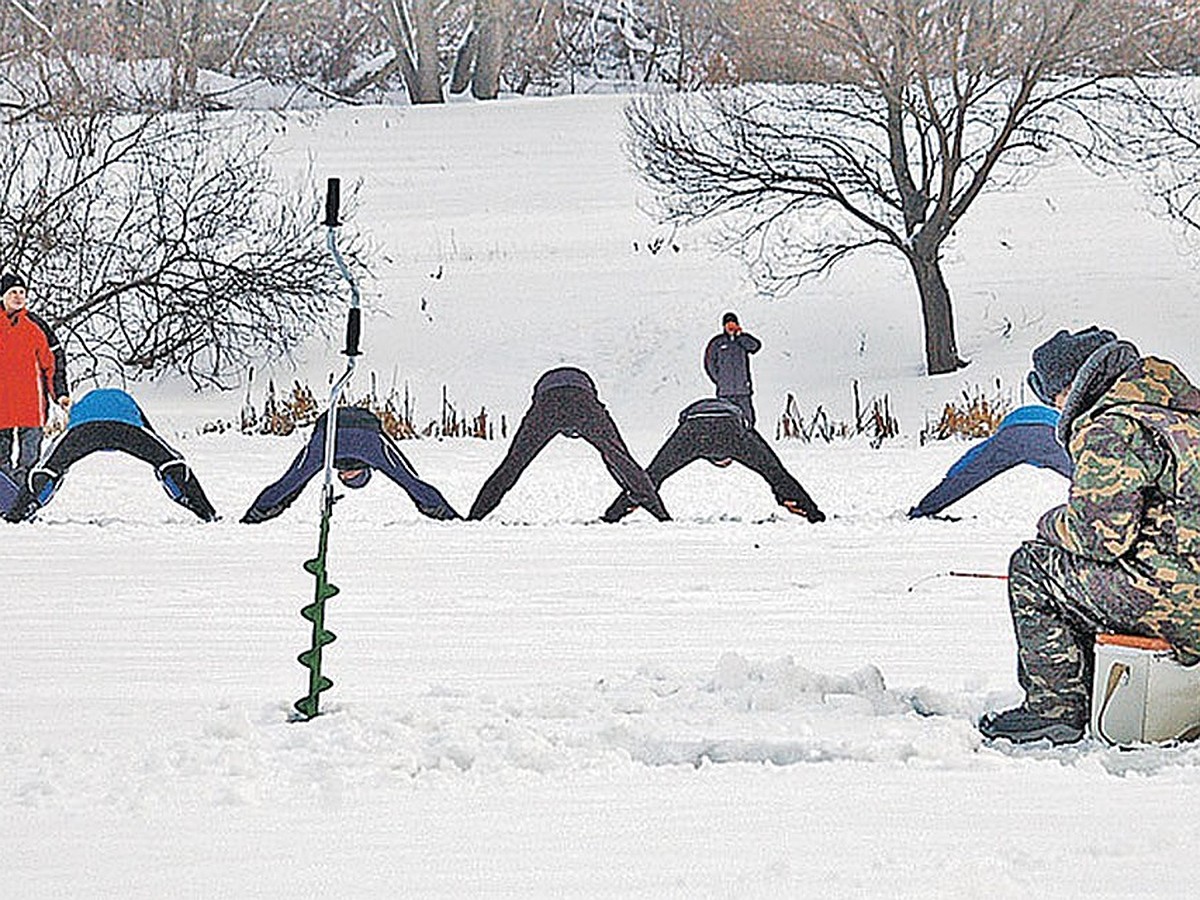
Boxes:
[1028,326,1118,405]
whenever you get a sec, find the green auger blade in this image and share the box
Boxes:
[295,520,340,720]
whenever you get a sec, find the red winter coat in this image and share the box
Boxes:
[0,308,55,428]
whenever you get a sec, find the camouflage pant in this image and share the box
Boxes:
[1007,540,1164,720]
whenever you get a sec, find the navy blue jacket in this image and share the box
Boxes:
[242,407,459,522]
[704,332,761,397]
[909,406,1072,518]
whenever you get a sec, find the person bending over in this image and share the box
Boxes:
[908,405,1072,519]
[5,388,216,522]
[242,406,459,523]
[602,398,825,523]
[468,367,669,521]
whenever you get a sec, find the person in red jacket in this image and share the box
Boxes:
[0,273,61,482]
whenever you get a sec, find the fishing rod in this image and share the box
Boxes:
[906,570,1009,593]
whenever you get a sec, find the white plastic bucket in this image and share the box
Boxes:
[1091,634,1200,746]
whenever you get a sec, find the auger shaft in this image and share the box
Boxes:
[293,177,362,721]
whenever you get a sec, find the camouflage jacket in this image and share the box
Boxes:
[1039,358,1200,589]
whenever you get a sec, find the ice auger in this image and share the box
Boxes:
[294,177,362,721]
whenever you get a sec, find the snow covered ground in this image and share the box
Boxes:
[6,94,1200,897]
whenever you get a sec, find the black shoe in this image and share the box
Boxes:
[420,501,461,521]
[4,484,40,523]
[978,705,1085,745]
[601,500,636,523]
[241,502,286,524]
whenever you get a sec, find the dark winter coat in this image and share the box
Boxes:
[704,332,761,398]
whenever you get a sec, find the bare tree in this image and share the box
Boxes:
[369,0,458,104]
[627,1,1195,375]
[0,111,369,388]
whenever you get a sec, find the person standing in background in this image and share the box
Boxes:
[0,272,67,483]
[704,311,761,426]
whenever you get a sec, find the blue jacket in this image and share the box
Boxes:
[909,405,1072,518]
[68,389,148,429]
[242,407,459,522]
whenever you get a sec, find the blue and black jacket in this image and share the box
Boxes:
[4,388,216,522]
[908,405,1072,519]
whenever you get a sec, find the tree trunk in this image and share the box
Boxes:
[909,253,967,376]
[449,25,477,94]
[411,0,444,104]
[471,0,508,100]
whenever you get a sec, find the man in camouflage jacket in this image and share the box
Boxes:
[980,327,1200,745]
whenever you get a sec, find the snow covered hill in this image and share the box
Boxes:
[7,94,1200,898]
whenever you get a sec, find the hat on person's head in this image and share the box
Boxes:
[337,467,372,489]
[722,311,739,326]
[1,273,27,295]
[1028,326,1118,404]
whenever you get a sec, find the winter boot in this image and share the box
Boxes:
[978,704,1085,745]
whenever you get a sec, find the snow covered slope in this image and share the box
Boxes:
[6,94,1200,898]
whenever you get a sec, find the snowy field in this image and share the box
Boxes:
[6,94,1200,897]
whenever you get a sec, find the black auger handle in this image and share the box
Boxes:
[324,178,341,228]
[345,308,362,357]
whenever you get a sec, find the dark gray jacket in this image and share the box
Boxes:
[704,332,760,397]
[679,398,749,428]
[533,367,598,398]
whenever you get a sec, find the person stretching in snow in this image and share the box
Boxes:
[467,366,669,521]
[601,398,825,523]
[4,388,217,522]
[907,405,1072,520]
[242,406,459,523]
[979,327,1200,745]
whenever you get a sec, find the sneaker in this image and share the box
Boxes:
[978,705,1085,745]
[783,500,825,523]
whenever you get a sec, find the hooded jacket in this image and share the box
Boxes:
[0,307,55,428]
[1038,354,1200,649]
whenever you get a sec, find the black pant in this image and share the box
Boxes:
[603,418,819,521]
[7,421,216,521]
[468,387,668,521]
